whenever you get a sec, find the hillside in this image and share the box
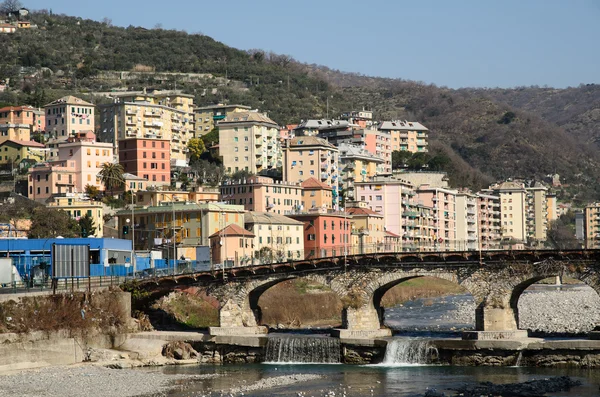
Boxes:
[463,85,600,147]
[1,11,599,196]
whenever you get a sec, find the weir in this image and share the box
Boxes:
[264,336,341,363]
[382,338,438,365]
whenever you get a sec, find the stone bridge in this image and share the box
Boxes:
[141,249,600,339]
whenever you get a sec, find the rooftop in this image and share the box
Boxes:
[209,223,254,238]
[301,177,332,190]
[220,111,278,126]
[244,211,303,226]
[45,96,95,108]
[0,139,45,148]
[378,120,428,131]
[345,207,383,217]
[288,136,337,149]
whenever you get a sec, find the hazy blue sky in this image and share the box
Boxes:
[24,0,600,88]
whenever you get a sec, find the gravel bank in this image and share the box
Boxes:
[0,365,215,397]
[228,374,323,394]
[395,284,600,334]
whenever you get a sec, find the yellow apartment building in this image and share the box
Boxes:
[218,111,280,175]
[0,139,46,165]
[283,136,340,206]
[46,195,104,237]
[378,120,428,153]
[345,201,385,252]
[338,143,383,201]
[194,103,251,136]
[99,91,195,164]
[584,203,600,248]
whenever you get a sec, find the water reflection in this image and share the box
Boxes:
[155,364,600,397]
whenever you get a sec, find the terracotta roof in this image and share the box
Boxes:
[301,177,332,190]
[385,230,401,238]
[1,139,45,148]
[0,105,35,113]
[209,223,254,238]
[345,207,382,217]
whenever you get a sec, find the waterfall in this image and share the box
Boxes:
[264,336,341,364]
[514,351,523,367]
[382,338,437,365]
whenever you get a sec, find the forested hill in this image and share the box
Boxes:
[1,11,599,198]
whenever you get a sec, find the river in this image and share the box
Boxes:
[153,363,600,396]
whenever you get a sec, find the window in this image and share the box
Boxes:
[323,220,327,230]
[234,137,238,142]
[308,234,315,241]
[324,235,327,243]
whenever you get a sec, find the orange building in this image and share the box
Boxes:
[301,177,334,211]
[289,211,351,259]
[209,224,255,267]
[221,176,303,215]
[118,138,171,187]
[0,105,45,142]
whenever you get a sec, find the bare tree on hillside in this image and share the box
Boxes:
[0,0,23,15]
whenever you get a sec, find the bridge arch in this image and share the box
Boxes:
[508,268,600,332]
[216,273,347,329]
[342,269,478,332]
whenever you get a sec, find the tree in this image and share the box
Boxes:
[187,138,206,162]
[392,150,412,170]
[84,184,101,200]
[28,207,79,239]
[98,162,125,195]
[78,213,96,237]
[200,128,219,147]
[0,0,22,15]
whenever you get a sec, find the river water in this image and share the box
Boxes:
[156,364,600,396]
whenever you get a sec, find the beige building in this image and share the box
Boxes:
[44,96,95,141]
[338,143,384,201]
[99,92,195,164]
[378,120,428,153]
[490,180,548,244]
[194,103,251,136]
[244,212,305,262]
[218,111,280,175]
[547,193,558,222]
[455,192,479,251]
[283,136,340,206]
[220,176,303,215]
[46,195,104,237]
[526,184,549,242]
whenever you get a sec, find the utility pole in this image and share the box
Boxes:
[131,191,136,275]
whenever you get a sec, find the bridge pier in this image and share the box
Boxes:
[332,305,392,339]
[209,298,268,336]
[463,300,528,340]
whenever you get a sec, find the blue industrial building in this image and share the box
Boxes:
[0,237,134,278]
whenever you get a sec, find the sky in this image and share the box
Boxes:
[23,0,600,88]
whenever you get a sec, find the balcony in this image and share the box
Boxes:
[320,152,328,160]
[321,161,328,170]
[321,172,329,180]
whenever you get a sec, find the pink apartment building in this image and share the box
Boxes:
[44,96,95,141]
[28,160,77,202]
[220,176,303,215]
[118,138,171,187]
[416,185,457,249]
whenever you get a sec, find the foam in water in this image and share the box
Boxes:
[264,336,341,364]
[380,338,438,366]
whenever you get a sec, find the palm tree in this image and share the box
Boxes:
[98,162,125,195]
